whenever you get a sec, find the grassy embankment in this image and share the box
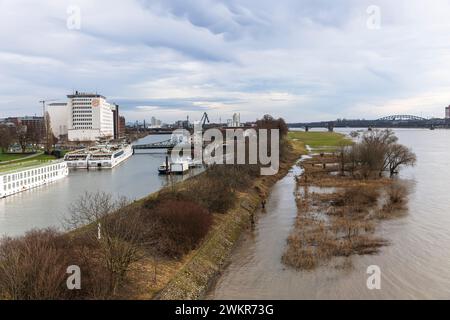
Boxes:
[0,152,31,162]
[282,132,410,270]
[0,152,57,173]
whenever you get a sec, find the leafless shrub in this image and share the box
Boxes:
[185,175,236,214]
[0,229,71,300]
[330,186,380,214]
[148,200,213,258]
[376,183,409,219]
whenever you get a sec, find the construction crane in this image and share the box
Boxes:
[39,99,58,119]
[200,112,210,128]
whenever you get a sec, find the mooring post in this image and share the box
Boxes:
[165,156,169,175]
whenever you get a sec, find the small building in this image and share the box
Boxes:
[111,104,120,140]
[227,113,242,127]
[47,103,69,138]
[119,116,126,138]
[446,105,450,119]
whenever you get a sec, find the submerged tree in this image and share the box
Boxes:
[345,129,416,178]
[386,143,416,177]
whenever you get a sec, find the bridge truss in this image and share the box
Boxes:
[376,115,427,121]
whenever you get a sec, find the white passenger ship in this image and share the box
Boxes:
[64,144,133,169]
[0,161,69,198]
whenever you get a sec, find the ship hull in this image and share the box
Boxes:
[0,161,69,198]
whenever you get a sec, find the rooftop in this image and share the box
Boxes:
[67,91,106,99]
[48,103,68,106]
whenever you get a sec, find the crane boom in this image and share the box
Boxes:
[200,112,210,128]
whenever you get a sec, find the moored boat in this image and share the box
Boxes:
[0,160,69,198]
[64,144,133,169]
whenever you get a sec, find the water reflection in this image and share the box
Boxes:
[0,135,203,237]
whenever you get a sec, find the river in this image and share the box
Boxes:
[0,134,202,237]
[207,128,450,299]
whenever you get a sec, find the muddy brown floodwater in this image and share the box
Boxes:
[207,129,450,299]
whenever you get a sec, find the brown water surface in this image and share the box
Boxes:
[207,129,450,299]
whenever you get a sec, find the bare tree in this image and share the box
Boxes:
[66,192,122,229]
[15,125,28,153]
[67,192,145,295]
[386,144,416,177]
[25,124,41,152]
[44,112,56,153]
[0,125,13,153]
[358,129,398,178]
[341,129,416,178]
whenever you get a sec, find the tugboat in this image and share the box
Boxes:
[158,162,169,174]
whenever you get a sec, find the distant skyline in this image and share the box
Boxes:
[2,0,450,122]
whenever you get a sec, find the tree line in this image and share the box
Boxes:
[0,113,56,154]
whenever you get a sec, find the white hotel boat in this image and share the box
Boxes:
[0,161,69,198]
[64,144,133,169]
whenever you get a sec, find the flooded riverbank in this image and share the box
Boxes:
[207,129,450,299]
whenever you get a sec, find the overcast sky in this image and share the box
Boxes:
[1,0,450,123]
